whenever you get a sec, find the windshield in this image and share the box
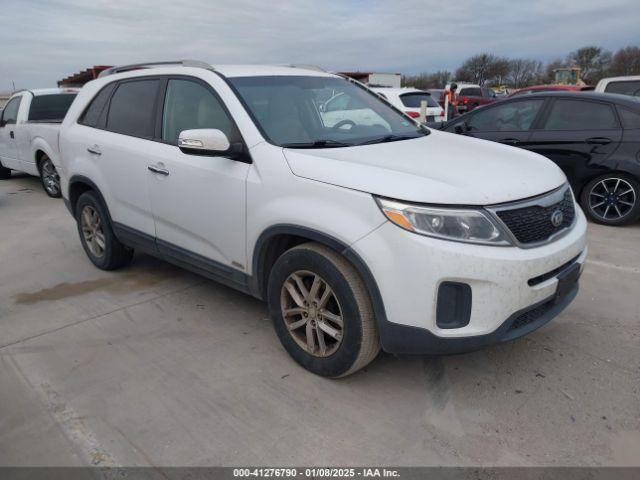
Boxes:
[229,76,427,147]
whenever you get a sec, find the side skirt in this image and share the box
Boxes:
[112,223,253,296]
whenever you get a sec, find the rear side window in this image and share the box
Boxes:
[399,92,439,108]
[618,107,640,129]
[106,80,160,138]
[28,94,76,122]
[79,84,116,128]
[161,79,239,144]
[1,96,21,124]
[604,80,640,97]
[459,87,482,97]
[544,99,619,130]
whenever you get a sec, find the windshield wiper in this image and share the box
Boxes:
[281,139,352,148]
[357,134,422,146]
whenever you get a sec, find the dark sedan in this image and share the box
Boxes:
[442,92,640,226]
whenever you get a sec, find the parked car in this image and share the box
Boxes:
[510,84,593,96]
[59,61,586,377]
[447,83,498,112]
[595,75,640,97]
[441,91,640,226]
[0,88,79,197]
[371,87,445,122]
[427,88,445,107]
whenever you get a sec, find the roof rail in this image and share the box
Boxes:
[282,64,326,72]
[98,60,212,78]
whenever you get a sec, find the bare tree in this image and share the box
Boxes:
[402,70,452,89]
[455,53,499,85]
[609,46,640,76]
[508,59,543,88]
[488,57,511,86]
[567,46,612,83]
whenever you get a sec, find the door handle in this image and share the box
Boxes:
[585,137,611,145]
[87,145,102,155]
[9,131,14,139]
[147,165,170,176]
[500,138,520,145]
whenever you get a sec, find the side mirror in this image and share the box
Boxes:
[178,129,250,163]
[178,129,230,154]
[318,103,326,113]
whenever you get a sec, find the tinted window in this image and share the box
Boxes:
[466,99,544,132]
[618,107,640,129]
[162,79,239,144]
[1,96,21,124]
[544,99,618,130]
[28,94,76,122]
[604,80,640,96]
[460,87,482,97]
[79,84,116,128]
[399,92,439,108]
[106,80,160,138]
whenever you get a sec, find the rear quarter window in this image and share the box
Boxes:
[79,84,116,128]
[28,94,77,122]
[617,107,640,129]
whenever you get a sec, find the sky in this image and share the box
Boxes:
[0,0,639,90]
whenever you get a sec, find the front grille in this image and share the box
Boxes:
[495,188,575,245]
[509,299,555,332]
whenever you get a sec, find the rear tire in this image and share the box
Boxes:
[267,242,380,377]
[580,174,640,226]
[76,191,134,270]
[0,161,10,180]
[38,154,62,198]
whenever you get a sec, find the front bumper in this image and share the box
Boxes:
[350,207,588,354]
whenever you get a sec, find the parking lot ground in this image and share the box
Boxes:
[1,174,639,467]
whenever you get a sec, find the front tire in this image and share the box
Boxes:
[76,191,134,270]
[580,174,640,226]
[39,155,61,198]
[267,242,380,377]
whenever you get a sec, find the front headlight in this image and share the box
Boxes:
[376,197,511,246]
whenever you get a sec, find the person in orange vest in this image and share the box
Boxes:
[444,82,458,120]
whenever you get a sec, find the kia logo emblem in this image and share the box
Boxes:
[551,209,564,227]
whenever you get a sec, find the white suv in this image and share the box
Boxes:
[59,61,587,377]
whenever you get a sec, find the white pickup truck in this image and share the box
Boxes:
[0,88,78,197]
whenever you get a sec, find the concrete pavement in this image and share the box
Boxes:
[1,174,639,466]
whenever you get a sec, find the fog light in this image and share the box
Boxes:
[436,282,472,329]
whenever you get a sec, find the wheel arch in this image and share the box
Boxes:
[68,175,111,221]
[250,224,389,327]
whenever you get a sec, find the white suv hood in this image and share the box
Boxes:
[283,130,566,205]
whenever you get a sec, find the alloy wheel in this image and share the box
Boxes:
[41,158,60,196]
[280,270,344,357]
[589,177,636,221]
[80,205,106,258]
